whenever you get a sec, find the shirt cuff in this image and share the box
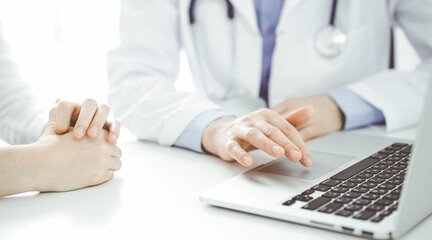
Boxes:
[174,109,234,153]
[329,88,385,130]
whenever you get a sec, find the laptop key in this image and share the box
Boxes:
[343,192,361,198]
[302,189,315,195]
[371,216,384,223]
[353,210,376,220]
[334,197,352,204]
[335,210,354,217]
[365,169,380,174]
[331,187,349,193]
[312,184,331,192]
[323,192,340,198]
[372,164,388,170]
[370,153,387,159]
[379,209,393,217]
[344,204,363,211]
[389,203,398,211]
[384,194,400,201]
[384,169,399,175]
[379,184,396,190]
[321,179,341,187]
[378,149,395,155]
[282,200,296,206]
[352,187,369,193]
[330,158,378,181]
[392,143,409,148]
[318,202,343,213]
[362,194,380,200]
[299,195,313,202]
[302,197,331,210]
[377,173,393,179]
[353,199,371,206]
[348,177,366,183]
[340,182,357,188]
[370,189,388,195]
[360,182,377,188]
[368,177,385,183]
[387,179,403,185]
[356,172,373,179]
[375,199,393,206]
[366,205,385,212]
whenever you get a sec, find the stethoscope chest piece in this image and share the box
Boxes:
[314,25,347,58]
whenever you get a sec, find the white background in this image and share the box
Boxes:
[0,0,421,144]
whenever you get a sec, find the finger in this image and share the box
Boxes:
[111,146,122,158]
[87,104,110,138]
[254,121,302,162]
[265,113,313,167]
[108,157,122,171]
[55,101,79,135]
[101,170,114,183]
[226,140,254,167]
[73,99,98,139]
[284,106,315,129]
[105,121,121,143]
[239,127,285,159]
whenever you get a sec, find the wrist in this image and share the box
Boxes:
[202,116,235,156]
[0,144,43,195]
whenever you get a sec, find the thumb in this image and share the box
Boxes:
[283,106,315,128]
[41,107,59,136]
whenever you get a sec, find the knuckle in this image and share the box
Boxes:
[226,141,237,152]
[263,126,277,136]
[116,147,122,158]
[284,125,296,136]
[117,160,123,170]
[91,170,105,184]
[240,114,254,123]
[245,127,259,140]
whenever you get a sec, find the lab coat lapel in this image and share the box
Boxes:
[230,0,259,34]
[277,0,305,31]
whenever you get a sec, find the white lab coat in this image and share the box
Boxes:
[107,0,432,146]
[0,24,47,144]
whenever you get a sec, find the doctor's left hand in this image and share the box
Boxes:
[272,95,344,141]
[50,99,121,143]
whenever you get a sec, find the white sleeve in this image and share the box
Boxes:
[107,0,221,146]
[0,24,47,144]
[347,0,432,131]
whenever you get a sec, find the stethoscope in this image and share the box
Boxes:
[188,0,347,99]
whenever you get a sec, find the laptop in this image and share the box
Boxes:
[200,80,432,239]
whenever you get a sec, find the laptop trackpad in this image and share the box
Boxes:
[257,151,355,180]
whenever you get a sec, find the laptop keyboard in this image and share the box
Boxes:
[282,142,411,223]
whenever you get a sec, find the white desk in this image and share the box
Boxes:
[0,127,430,240]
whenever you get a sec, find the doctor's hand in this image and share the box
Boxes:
[272,95,344,141]
[51,99,120,143]
[29,110,122,192]
[202,107,315,167]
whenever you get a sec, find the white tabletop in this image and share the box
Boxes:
[0,126,430,240]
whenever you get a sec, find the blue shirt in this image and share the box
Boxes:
[174,0,385,153]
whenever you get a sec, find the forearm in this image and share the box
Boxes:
[0,144,38,197]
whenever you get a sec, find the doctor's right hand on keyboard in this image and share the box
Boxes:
[202,107,314,167]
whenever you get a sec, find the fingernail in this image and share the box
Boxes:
[302,155,313,167]
[243,156,253,166]
[89,126,98,137]
[75,127,84,138]
[289,149,302,161]
[272,146,284,155]
[110,134,117,142]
